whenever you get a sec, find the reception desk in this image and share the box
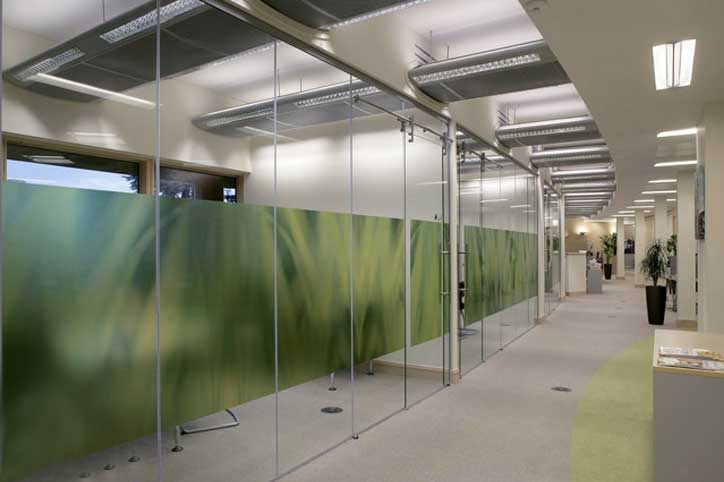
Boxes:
[653,329,724,482]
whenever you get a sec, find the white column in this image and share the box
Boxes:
[447,122,459,381]
[677,171,696,322]
[559,194,566,298]
[537,175,545,319]
[700,102,724,332]
[635,210,647,286]
[655,197,668,243]
[616,217,626,279]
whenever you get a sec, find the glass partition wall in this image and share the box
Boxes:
[456,135,539,375]
[1,2,450,481]
[543,187,561,316]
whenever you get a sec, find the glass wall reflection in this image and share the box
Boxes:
[2,1,160,480]
[1,1,549,481]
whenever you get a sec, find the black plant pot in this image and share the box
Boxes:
[645,285,667,325]
[603,264,613,280]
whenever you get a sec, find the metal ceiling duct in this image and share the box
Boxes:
[193,79,404,136]
[260,0,430,29]
[408,40,569,102]
[496,116,600,148]
[530,145,611,167]
[3,0,273,102]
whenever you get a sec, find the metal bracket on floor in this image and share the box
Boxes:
[328,372,337,391]
[180,409,240,436]
[367,360,375,376]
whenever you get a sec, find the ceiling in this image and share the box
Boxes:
[397,0,591,124]
[523,0,724,217]
[4,0,147,42]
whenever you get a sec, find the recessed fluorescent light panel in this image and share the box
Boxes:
[654,160,697,167]
[642,190,677,195]
[626,206,655,209]
[634,199,655,203]
[31,73,155,109]
[653,39,696,90]
[648,179,676,184]
[667,198,677,202]
[657,127,697,138]
[480,198,509,204]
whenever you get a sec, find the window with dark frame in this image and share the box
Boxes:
[160,166,237,203]
[6,143,140,193]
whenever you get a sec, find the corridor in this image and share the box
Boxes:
[284,277,666,482]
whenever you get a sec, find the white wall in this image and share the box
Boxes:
[243,110,444,221]
[699,102,724,332]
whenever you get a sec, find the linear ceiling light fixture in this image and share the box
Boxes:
[31,73,155,109]
[204,107,274,128]
[13,47,85,82]
[480,198,509,204]
[552,168,612,176]
[100,0,204,43]
[667,198,677,202]
[412,53,541,84]
[642,190,677,195]
[626,206,655,209]
[295,85,379,108]
[325,0,434,30]
[653,39,696,90]
[654,160,697,167]
[634,199,655,203]
[565,192,613,197]
[648,179,677,184]
[498,125,585,140]
[657,127,697,138]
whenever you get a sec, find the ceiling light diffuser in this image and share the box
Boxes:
[634,199,655,203]
[326,0,433,30]
[14,47,85,82]
[480,198,509,204]
[31,73,155,109]
[648,179,676,184]
[642,190,677,195]
[413,53,541,84]
[657,127,697,138]
[654,160,697,167]
[565,192,612,197]
[667,198,677,202]
[653,39,696,90]
[552,168,611,176]
[626,206,654,209]
[100,0,204,43]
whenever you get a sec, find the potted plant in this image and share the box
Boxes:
[640,240,669,325]
[600,233,616,279]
